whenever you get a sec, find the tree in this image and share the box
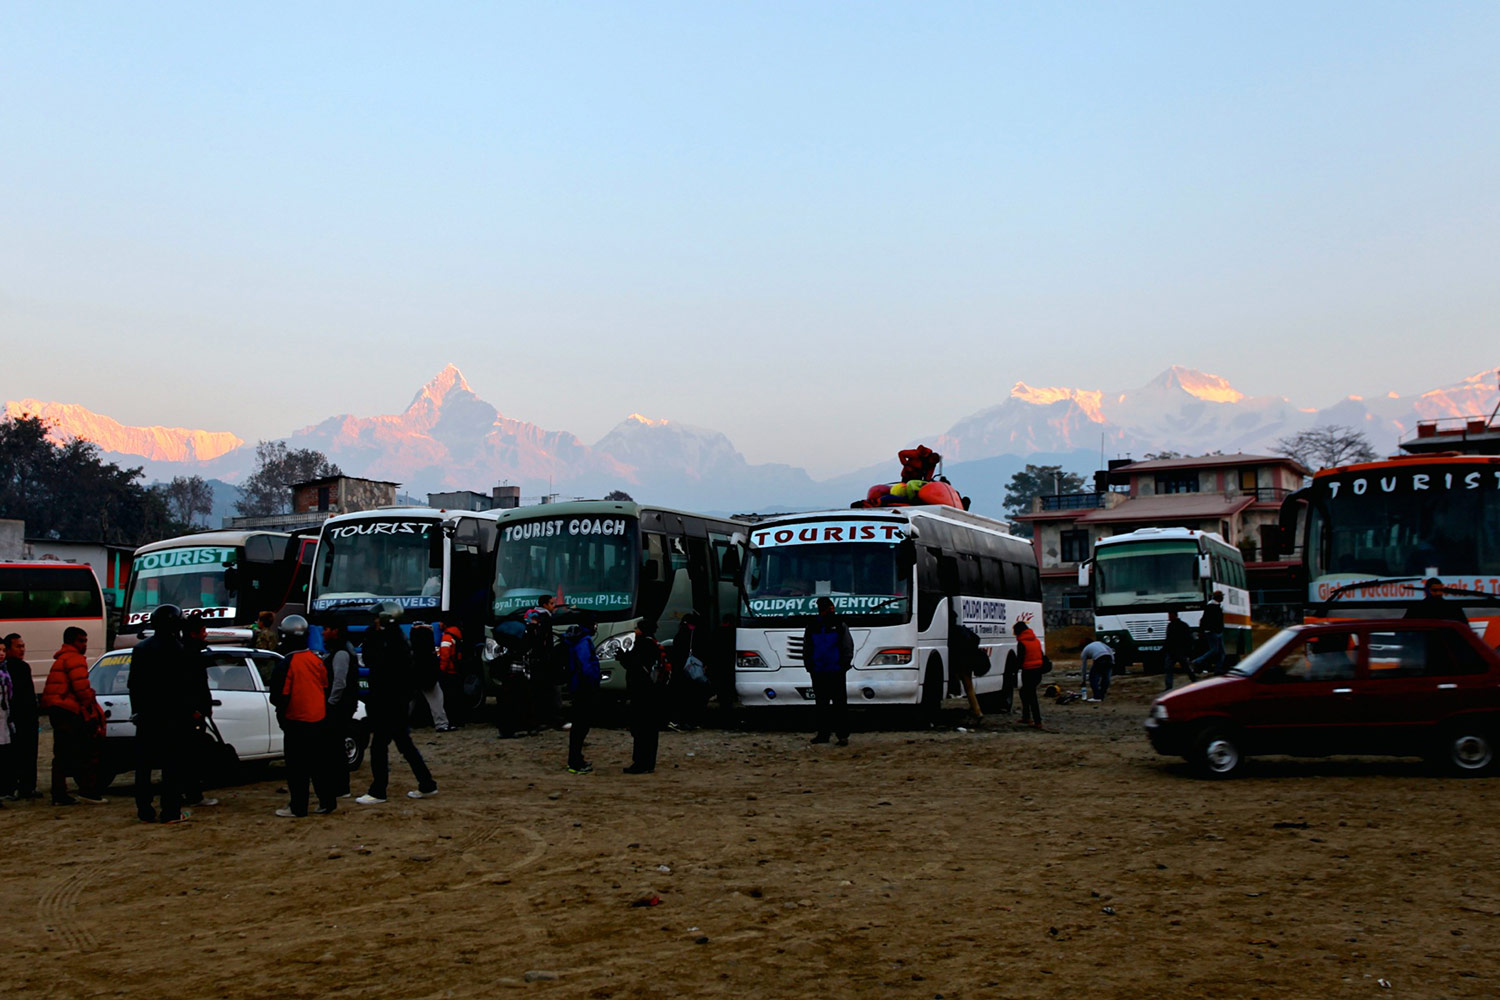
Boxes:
[1002,464,1086,537]
[152,475,214,529]
[1142,450,1182,461]
[234,441,341,517]
[0,413,174,545]
[1273,425,1378,471]
[603,489,634,502]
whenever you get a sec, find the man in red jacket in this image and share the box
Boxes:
[274,616,338,818]
[39,627,107,805]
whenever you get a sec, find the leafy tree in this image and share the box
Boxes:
[1002,464,1086,537]
[234,441,341,517]
[152,475,214,529]
[0,413,173,545]
[603,489,634,502]
[1142,450,1182,460]
[1272,425,1378,471]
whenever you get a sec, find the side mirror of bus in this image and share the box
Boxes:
[1077,562,1091,587]
[453,518,496,551]
[897,539,916,566]
[223,563,239,592]
[718,549,741,580]
[429,530,445,569]
[1198,553,1212,580]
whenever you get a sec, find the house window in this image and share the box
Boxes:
[317,486,332,511]
[1239,468,1258,492]
[1060,529,1090,564]
[1155,472,1200,494]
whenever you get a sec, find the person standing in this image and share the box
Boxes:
[711,613,738,726]
[1013,620,1046,729]
[1191,591,1227,676]
[619,620,667,774]
[524,595,564,731]
[356,603,437,804]
[948,617,985,726]
[177,612,218,809]
[667,612,710,731]
[39,627,107,805]
[803,597,854,746]
[252,611,280,651]
[410,623,451,732]
[322,623,359,799]
[562,619,600,774]
[1079,637,1115,702]
[1404,578,1469,623]
[1,634,40,800]
[274,615,338,818]
[0,663,13,808]
[437,624,466,729]
[129,605,202,823]
[1162,610,1197,691]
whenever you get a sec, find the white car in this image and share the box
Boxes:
[89,646,368,786]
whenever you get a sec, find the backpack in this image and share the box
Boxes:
[563,628,601,690]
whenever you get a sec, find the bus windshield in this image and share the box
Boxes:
[493,515,638,618]
[125,546,239,625]
[312,518,443,612]
[1095,541,1201,609]
[1308,468,1500,593]
[743,540,911,622]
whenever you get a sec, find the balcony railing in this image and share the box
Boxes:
[1237,486,1293,503]
[1039,492,1108,511]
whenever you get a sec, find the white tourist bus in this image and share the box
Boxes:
[735,507,1043,713]
[1078,526,1251,669]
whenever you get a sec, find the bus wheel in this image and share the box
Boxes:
[919,656,944,725]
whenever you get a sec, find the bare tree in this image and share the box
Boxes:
[234,441,341,516]
[1273,425,1378,471]
[153,475,214,529]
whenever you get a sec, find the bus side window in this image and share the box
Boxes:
[1021,563,1041,602]
[980,558,1004,600]
[1001,560,1022,598]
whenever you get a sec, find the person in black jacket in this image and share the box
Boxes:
[322,624,359,798]
[1162,610,1197,692]
[619,620,668,774]
[128,605,199,824]
[1,634,40,799]
[355,603,437,804]
[1404,578,1470,624]
[667,612,710,731]
[802,597,854,746]
[1190,591,1227,676]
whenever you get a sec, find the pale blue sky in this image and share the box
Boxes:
[3,2,1497,474]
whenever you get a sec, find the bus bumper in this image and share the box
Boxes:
[736,670,921,706]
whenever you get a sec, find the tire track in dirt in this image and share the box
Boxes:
[37,864,104,953]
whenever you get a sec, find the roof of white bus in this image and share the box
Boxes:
[749,505,1018,536]
[134,530,288,555]
[494,500,738,527]
[1094,526,1226,547]
[319,506,494,525]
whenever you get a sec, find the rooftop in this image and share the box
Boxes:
[1076,492,1255,524]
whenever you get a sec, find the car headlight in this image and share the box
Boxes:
[737,651,768,670]
[867,647,913,666]
[482,637,501,662]
[597,633,636,660]
[1149,703,1169,721]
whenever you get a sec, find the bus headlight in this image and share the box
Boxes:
[597,633,636,660]
[867,647,913,666]
[482,637,501,662]
[737,651,768,670]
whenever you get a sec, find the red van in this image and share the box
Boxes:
[1145,619,1500,778]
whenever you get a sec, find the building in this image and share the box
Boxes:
[1014,453,1308,616]
[426,485,523,511]
[223,476,401,531]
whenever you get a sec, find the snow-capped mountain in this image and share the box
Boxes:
[7,364,1496,515]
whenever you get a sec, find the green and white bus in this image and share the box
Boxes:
[1078,527,1251,669]
[483,501,743,695]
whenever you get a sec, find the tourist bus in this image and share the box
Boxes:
[1281,454,1500,643]
[0,561,107,691]
[483,500,743,696]
[1077,527,1251,669]
[734,506,1042,713]
[115,529,318,649]
[307,506,502,693]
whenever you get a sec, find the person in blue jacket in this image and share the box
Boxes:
[802,597,854,746]
[562,619,600,774]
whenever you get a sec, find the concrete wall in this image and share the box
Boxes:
[0,519,22,560]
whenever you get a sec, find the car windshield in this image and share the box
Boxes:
[125,546,238,625]
[1227,629,1300,677]
[312,518,443,612]
[743,535,911,622]
[493,515,638,618]
[1307,466,1500,600]
[1095,541,1201,609]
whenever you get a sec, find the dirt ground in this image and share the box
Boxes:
[4,667,1498,1000]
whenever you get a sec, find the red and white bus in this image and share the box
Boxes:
[1283,455,1500,646]
[0,561,107,692]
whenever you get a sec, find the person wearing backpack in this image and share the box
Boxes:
[1014,620,1047,729]
[355,603,438,804]
[949,616,985,727]
[802,597,854,746]
[410,623,451,732]
[562,619,601,774]
[524,595,565,731]
[437,624,466,729]
[667,612,711,731]
[619,620,668,774]
[274,615,339,818]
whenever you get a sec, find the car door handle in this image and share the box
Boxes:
[211,699,223,706]
[1333,688,1353,694]
[1437,683,1458,690]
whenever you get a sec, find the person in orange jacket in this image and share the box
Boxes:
[1013,620,1047,729]
[272,616,338,818]
[437,624,465,729]
[39,627,107,805]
